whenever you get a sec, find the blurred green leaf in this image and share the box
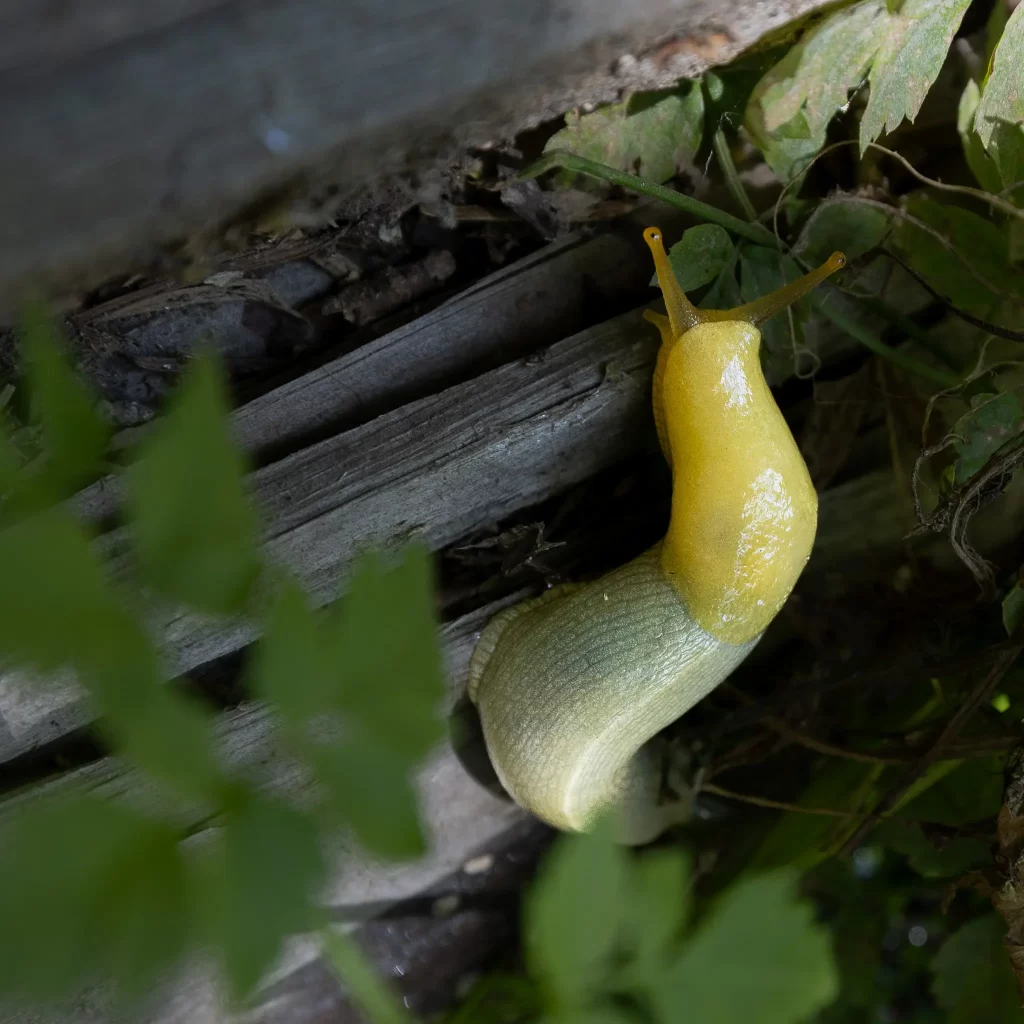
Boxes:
[859,0,972,151]
[623,848,691,982]
[129,352,261,615]
[525,822,627,1004]
[794,198,891,265]
[1004,577,1024,636]
[951,391,1024,486]
[932,914,1021,1023]
[958,80,1004,194]
[19,301,112,503]
[313,738,426,860]
[0,508,221,801]
[212,792,326,1001]
[249,546,443,858]
[544,84,704,185]
[0,795,192,1002]
[651,224,736,292]
[650,869,838,1024]
[975,3,1024,151]
[329,544,445,762]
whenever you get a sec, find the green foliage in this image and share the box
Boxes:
[650,870,837,1024]
[857,0,972,151]
[208,791,326,1000]
[128,352,262,615]
[794,197,891,264]
[745,0,971,176]
[0,795,194,1002]
[0,323,446,1008]
[543,84,704,185]
[951,392,1024,486]
[655,223,736,292]
[250,547,444,859]
[931,914,1022,1022]
[519,826,836,1024]
[1004,576,1024,636]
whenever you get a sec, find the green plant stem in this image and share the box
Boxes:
[813,296,959,389]
[521,150,777,247]
[321,929,417,1024]
[522,149,963,389]
[712,129,758,222]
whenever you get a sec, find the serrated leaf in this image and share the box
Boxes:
[525,822,627,1004]
[129,352,261,615]
[760,0,887,137]
[19,301,112,502]
[794,198,891,265]
[745,43,828,183]
[1004,578,1024,636]
[650,869,838,1024]
[958,80,1004,193]
[329,544,445,762]
[859,0,972,151]
[544,84,704,184]
[0,508,222,802]
[651,225,736,293]
[952,391,1024,486]
[975,3,1024,150]
[890,194,1023,317]
[932,914,1021,1023]
[212,792,325,1001]
[0,795,193,1002]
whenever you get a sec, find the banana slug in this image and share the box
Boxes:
[467,228,845,843]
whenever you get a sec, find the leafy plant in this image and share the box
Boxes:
[0,313,446,1008]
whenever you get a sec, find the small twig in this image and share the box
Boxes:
[839,646,1024,855]
[883,251,1024,343]
[712,128,758,222]
[701,782,855,818]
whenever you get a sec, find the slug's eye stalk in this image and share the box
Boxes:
[644,225,846,336]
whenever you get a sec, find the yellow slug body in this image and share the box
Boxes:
[468,227,845,842]
[657,319,818,644]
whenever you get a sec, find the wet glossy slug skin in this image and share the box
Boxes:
[468,228,846,842]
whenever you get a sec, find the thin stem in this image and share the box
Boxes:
[713,128,758,222]
[701,783,855,818]
[812,293,960,389]
[521,150,778,247]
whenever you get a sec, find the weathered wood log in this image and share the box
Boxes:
[0,0,834,316]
